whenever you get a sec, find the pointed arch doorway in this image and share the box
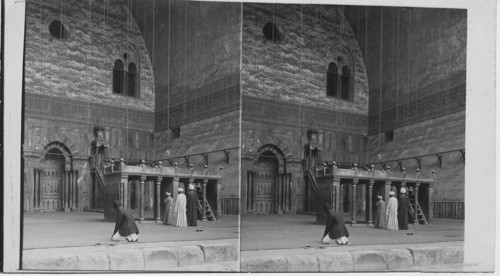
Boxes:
[246,144,292,214]
[34,142,78,212]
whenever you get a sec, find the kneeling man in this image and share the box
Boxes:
[111,200,140,242]
[321,203,349,245]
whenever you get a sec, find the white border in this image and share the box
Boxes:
[3,0,25,272]
[3,0,497,273]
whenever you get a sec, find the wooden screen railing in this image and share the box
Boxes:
[433,201,465,220]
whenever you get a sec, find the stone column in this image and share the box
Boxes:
[172,177,180,202]
[33,169,39,209]
[69,171,74,209]
[202,179,208,221]
[351,179,358,225]
[120,175,129,209]
[155,177,162,223]
[333,177,341,212]
[368,180,374,226]
[139,176,146,221]
[414,182,420,224]
[428,183,434,222]
[384,181,392,202]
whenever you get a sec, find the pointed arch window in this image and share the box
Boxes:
[326,62,338,97]
[326,62,354,101]
[113,60,124,94]
[341,65,352,100]
[127,62,137,97]
[112,54,140,98]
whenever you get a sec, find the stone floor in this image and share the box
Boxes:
[240,213,464,251]
[23,211,238,249]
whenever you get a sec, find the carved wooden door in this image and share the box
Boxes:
[41,149,64,211]
[253,162,275,213]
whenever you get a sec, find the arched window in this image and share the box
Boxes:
[127,63,136,97]
[326,62,338,97]
[341,66,351,100]
[113,60,124,94]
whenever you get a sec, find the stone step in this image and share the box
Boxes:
[22,239,238,271]
[240,242,463,272]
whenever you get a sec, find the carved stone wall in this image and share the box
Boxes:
[23,0,155,212]
[242,3,369,115]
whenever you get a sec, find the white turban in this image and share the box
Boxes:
[377,195,383,199]
[400,188,406,194]
[188,184,195,191]
[178,187,184,192]
[166,192,171,196]
[389,191,395,196]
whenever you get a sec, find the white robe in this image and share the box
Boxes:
[386,196,399,230]
[175,193,187,227]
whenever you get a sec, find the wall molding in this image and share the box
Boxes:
[368,83,465,134]
[242,95,368,133]
[25,93,155,130]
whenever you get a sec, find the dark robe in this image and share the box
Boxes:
[374,199,386,228]
[113,207,139,237]
[186,190,198,226]
[163,196,175,225]
[398,194,414,230]
[323,209,349,239]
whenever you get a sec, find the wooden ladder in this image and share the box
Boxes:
[408,187,428,225]
[194,183,216,221]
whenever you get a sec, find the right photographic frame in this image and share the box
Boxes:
[238,2,484,272]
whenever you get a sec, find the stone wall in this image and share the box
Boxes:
[367,111,465,202]
[23,0,155,211]
[240,3,370,213]
[154,111,240,199]
[344,7,466,217]
[242,3,369,114]
[345,6,466,133]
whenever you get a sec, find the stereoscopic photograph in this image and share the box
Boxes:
[0,0,497,273]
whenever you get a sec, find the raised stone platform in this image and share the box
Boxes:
[240,241,463,272]
[23,239,238,271]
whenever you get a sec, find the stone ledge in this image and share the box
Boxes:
[241,244,464,272]
[22,242,238,271]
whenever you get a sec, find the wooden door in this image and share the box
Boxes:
[253,162,275,213]
[41,165,63,211]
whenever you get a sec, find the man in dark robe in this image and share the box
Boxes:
[111,200,139,242]
[321,203,349,245]
[186,184,198,226]
[398,187,414,230]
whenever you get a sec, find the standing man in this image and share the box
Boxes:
[374,194,386,228]
[111,200,140,242]
[386,191,398,230]
[398,187,414,230]
[163,192,175,225]
[186,184,198,227]
[175,188,187,227]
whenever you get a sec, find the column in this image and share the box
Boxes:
[384,181,392,202]
[139,176,146,221]
[69,171,74,209]
[33,169,39,209]
[351,179,358,225]
[202,179,208,221]
[414,182,420,224]
[428,183,434,222]
[120,174,129,209]
[368,180,374,226]
[172,177,180,202]
[333,177,340,212]
[155,177,162,223]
